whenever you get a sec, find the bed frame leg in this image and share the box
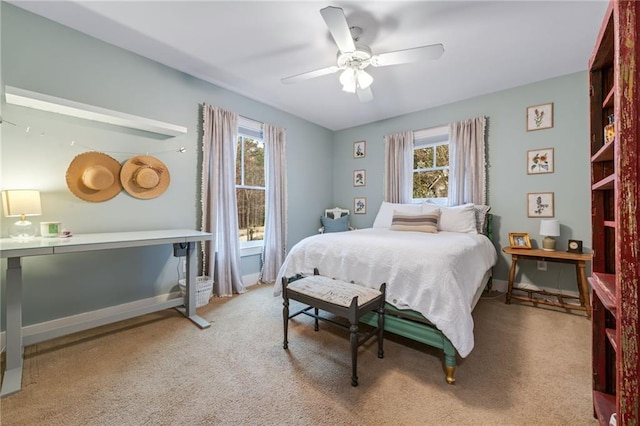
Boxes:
[445,365,456,385]
[443,337,456,384]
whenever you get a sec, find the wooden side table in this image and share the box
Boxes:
[502,247,593,318]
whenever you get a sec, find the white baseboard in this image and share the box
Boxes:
[488,279,580,300]
[0,291,182,353]
[1,274,262,353]
[243,272,261,287]
[489,278,508,293]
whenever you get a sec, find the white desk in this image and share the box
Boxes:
[0,229,212,397]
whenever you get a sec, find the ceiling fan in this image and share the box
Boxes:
[281,6,444,103]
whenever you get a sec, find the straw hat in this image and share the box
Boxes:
[120,155,170,199]
[66,152,123,202]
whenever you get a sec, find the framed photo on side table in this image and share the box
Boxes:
[509,233,532,249]
[354,197,367,214]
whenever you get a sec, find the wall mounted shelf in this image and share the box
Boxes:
[4,86,187,137]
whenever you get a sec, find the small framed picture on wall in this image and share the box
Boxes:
[354,197,367,214]
[526,103,553,131]
[353,140,366,158]
[353,169,366,187]
[527,192,554,217]
[527,148,554,174]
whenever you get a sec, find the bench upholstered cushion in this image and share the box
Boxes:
[288,276,381,307]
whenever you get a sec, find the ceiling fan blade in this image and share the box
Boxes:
[320,6,356,53]
[281,66,340,84]
[371,43,444,67]
[357,86,374,103]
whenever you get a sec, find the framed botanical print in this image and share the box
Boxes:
[353,169,366,187]
[527,192,554,218]
[527,148,554,174]
[526,103,553,131]
[354,197,367,214]
[353,140,366,158]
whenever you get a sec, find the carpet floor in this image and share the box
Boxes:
[1,284,595,425]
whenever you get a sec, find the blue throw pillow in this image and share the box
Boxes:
[321,214,349,233]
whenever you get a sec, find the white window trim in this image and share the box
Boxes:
[236,130,266,250]
[412,125,449,204]
[240,240,263,257]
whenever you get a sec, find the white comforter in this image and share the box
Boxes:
[274,228,497,357]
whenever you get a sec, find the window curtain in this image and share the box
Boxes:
[448,116,487,205]
[201,104,246,297]
[383,131,414,203]
[259,124,287,283]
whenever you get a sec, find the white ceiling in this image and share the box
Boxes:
[9,1,609,131]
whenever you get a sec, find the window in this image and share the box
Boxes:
[412,125,449,204]
[236,118,265,245]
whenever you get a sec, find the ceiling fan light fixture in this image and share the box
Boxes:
[356,70,373,90]
[340,69,357,93]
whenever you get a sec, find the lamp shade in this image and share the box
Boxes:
[2,190,42,217]
[540,219,560,237]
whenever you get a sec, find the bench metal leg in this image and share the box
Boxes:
[314,307,319,331]
[283,296,289,350]
[377,306,385,359]
[350,323,359,387]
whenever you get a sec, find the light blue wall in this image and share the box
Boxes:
[0,4,333,326]
[332,72,591,289]
[1,3,592,329]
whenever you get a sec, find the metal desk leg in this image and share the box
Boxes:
[174,242,211,329]
[1,257,24,397]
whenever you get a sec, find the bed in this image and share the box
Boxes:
[274,202,497,384]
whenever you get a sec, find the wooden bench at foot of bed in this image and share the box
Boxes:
[282,269,386,387]
[360,305,457,385]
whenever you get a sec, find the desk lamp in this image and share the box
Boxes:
[2,190,42,241]
[540,219,560,251]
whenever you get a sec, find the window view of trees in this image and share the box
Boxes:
[236,135,265,242]
[413,143,449,199]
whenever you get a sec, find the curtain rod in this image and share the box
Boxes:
[239,115,263,127]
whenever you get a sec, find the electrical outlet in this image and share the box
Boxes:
[537,261,547,271]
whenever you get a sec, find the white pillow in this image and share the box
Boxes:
[372,201,423,228]
[437,203,478,234]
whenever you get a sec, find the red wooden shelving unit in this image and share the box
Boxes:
[589,1,640,424]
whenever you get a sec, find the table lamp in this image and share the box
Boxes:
[540,219,560,251]
[2,190,42,241]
